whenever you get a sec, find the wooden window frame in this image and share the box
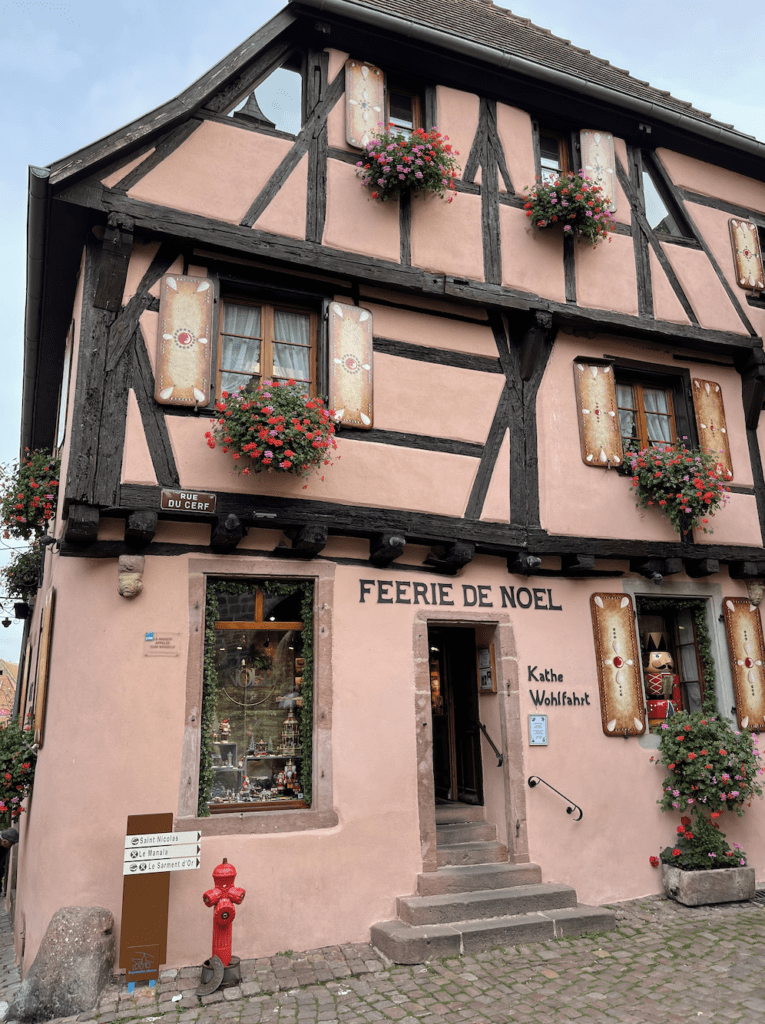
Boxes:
[612,363,695,456]
[636,601,707,713]
[387,82,424,135]
[216,297,318,400]
[534,124,574,183]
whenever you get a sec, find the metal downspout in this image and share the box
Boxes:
[21,165,50,458]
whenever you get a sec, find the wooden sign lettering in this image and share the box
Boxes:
[160,489,217,513]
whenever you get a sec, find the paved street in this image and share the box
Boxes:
[5,892,765,1024]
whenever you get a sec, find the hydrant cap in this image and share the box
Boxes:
[212,860,237,885]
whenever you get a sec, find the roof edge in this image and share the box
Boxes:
[292,0,765,158]
[49,7,297,187]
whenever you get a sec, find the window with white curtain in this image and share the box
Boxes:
[217,300,316,398]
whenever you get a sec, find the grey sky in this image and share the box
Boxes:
[1,0,763,663]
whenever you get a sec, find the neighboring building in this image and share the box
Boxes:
[11,0,765,974]
[0,661,18,720]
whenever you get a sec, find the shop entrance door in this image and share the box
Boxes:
[429,627,484,805]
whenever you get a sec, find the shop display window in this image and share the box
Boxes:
[200,580,314,814]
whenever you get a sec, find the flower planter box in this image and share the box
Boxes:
[662,862,755,906]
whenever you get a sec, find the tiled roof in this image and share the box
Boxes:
[344,0,745,136]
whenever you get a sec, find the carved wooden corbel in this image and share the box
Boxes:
[369,533,406,568]
[275,525,328,560]
[519,311,555,382]
[425,542,475,575]
[210,514,247,553]
[93,213,134,312]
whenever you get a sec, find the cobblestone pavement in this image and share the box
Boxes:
[6,893,765,1024]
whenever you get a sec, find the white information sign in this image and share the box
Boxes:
[529,714,548,746]
[124,831,201,849]
[123,856,200,876]
[124,843,200,863]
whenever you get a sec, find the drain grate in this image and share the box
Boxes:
[750,889,765,906]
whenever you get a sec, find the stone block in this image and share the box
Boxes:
[9,907,115,1022]
[662,864,756,906]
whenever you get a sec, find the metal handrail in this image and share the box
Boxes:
[478,721,503,767]
[527,776,583,820]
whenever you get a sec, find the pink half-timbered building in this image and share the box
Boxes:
[11,0,765,974]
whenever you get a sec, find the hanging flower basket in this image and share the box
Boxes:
[0,449,60,542]
[523,172,614,245]
[206,380,337,478]
[628,442,731,534]
[356,124,460,203]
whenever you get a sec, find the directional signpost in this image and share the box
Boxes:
[119,814,202,990]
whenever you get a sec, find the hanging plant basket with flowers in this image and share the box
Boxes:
[0,449,60,543]
[0,715,37,827]
[523,172,615,245]
[628,441,731,535]
[356,124,460,203]
[205,380,337,478]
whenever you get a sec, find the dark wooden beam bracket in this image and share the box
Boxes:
[275,525,328,559]
[684,557,720,578]
[210,514,247,552]
[425,542,475,575]
[728,560,765,580]
[65,504,100,546]
[369,533,406,568]
[125,510,158,548]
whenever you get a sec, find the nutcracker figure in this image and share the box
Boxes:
[643,633,682,725]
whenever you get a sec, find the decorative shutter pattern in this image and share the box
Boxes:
[723,597,765,731]
[591,593,646,737]
[328,303,374,429]
[345,60,385,149]
[580,130,616,212]
[729,219,764,291]
[155,275,213,407]
[573,362,624,467]
[691,379,733,480]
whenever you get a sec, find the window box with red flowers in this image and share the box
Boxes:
[206,380,337,478]
[356,125,460,203]
[628,441,731,535]
[523,172,615,245]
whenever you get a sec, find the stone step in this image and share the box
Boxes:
[436,821,497,845]
[437,840,507,866]
[398,883,578,925]
[417,862,543,896]
[434,803,486,824]
[371,905,616,964]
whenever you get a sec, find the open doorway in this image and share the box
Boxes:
[428,626,484,805]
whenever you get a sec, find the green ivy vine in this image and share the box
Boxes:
[199,579,315,817]
[636,597,717,715]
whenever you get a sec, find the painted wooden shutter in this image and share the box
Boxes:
[573,362,624,467]
[328,302,373,429]
[155,275,213,407]
[723,597,765,731]
[591,593,646,737]
[729,219,764,291]
[345,59,385,149]
[580,130,616,212]
[691,379,733,480]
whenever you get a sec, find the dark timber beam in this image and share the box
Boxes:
[737,349,765,430]
[125,510,158,548]
[728,560,765,580]
[630,557,684,579]
[369,533,406,568]
[507,553,542,576]
[560,553,595,574]
[64,504,100,546]
[211,514,247,552]
[276,525,328,559]
[425,542,475,575]
[684,557,720,578]
[93,213,134,311]
[519,311,555,382]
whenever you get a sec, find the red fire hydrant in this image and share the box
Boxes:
[202,858,246,966]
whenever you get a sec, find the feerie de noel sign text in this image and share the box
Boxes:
[359,580,562,610]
